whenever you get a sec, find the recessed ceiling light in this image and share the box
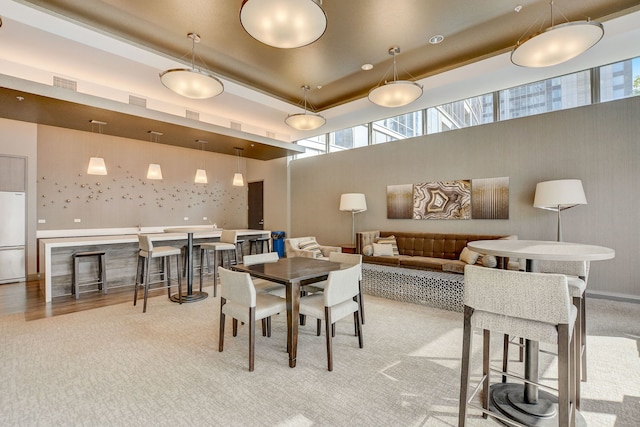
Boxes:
[361,63,373,71]
[429,35,445,44]
[514,5,523,13]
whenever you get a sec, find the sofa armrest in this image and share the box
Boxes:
[320,245,341,257]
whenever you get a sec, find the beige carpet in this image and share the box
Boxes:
[1,289,638,426]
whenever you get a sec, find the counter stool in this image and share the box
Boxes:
[235,238,245,263]
[199,230,238,297]
[72,251,107,299]
[134,234,182,313]
[459,265,577,427]
[249,236,270,254]
[183,244,210,292]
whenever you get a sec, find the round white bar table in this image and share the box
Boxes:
[164,227,217,303]
[467,239,615,426]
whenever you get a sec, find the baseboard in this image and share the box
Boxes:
[586,290,640,304]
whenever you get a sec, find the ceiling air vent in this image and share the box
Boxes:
[53,76,77,91]
[129,95,147,108]
[186,110,200,120]
[230,121,242,131]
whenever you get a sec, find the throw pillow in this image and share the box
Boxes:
[363,244,374,256]
[375,235,399,256]
[298,239,323,258]
[372,242,394,256]
[482,255,498,268]
[459,247,480,265]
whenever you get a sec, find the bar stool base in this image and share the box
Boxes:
[169,291,208,303]
[490,383,585,426]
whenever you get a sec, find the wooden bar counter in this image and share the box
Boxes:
[38,227,270,302]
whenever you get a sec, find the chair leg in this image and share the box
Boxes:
[316,319,321,336]
[249,307,256,372]
[557,324,572,427]
[358,280,365,324]
[261,318,267,337]
[133,255,143,306]
[267,316,272,338]
[175,254,182,304]
[458,306,474,427]
[502,334,509,383]
[233,318,238,337]
[482,329,490,416]
[325,307,333,371]
[212,250,218,298]
[219,298,226,352]
[573,296,582,408]
[354,309,363,348]
[166,256,172,299]
[142,257,151,313]
[580,295,587,382]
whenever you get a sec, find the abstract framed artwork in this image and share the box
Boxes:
[413,180,471,220]
[386,177,509,220]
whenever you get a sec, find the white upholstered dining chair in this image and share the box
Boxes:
[298,264,363,371]
[217,267,286,372]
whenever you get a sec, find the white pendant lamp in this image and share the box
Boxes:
[240,0,327,48]
[194,140,208,184]
[233,147,245,187]
[160,33,224,99]
[87,157,107,176]
[86,120,107,175]
[146,131,163,180]
[368,47,423,108]
[511,2,604,68]
[285,85,326,131]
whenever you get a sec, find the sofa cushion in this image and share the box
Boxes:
[298,239,323,258]
[460,247,480,264]
[375,235,399,255]
[372,242,394,256]
[362,244,374,256]
[399,256,451,271]
[443,261,467,274]
[364,255,400,266]
[481,255,498,268]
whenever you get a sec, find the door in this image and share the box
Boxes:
[248,181,264,230]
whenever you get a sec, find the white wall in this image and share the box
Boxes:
[289,96,640,300]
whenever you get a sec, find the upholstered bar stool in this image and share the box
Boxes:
[459,265,577,427]
[133,234,182,313]
[72,251,107,299]
[502,260,589,407]
[249,236,270,254]
[199,229,238,297]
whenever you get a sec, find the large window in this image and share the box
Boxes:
[500,71,591,120]
[427,95,492,134]
[293,56,640,159]
[328,125,368,153]
[599,58,640,102]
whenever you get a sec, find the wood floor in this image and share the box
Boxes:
[0,279,172,321]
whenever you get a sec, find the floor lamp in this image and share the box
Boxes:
[533,179,587,242]
[340,193,367,245]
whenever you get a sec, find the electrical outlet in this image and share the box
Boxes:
[74,218,81,223]
[183,217,189,221]
[38,219,46,224]
[203,216,207,221]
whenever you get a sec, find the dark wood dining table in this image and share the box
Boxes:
[231,257,347,368]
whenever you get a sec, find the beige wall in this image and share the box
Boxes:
[246,157,289,235]
[37,125,247,230]
[289,96,640,300]
[0,119,38,279]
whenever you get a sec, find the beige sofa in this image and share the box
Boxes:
[356,231,512,273]
[284,236,341,259]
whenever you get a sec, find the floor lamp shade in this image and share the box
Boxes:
[340,193,367,245]
[533,179,587,241]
